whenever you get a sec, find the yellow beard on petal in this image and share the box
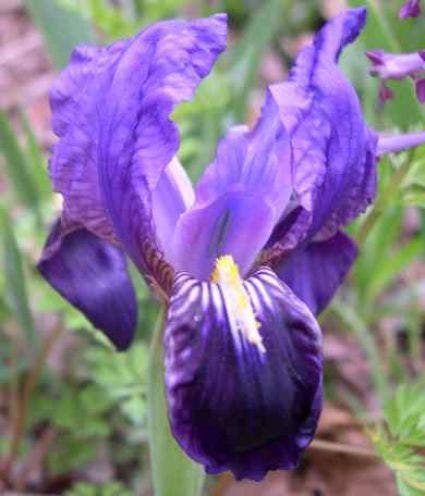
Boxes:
[212,255,265,353]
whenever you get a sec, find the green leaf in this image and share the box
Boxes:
[329,300,389,404]
[0,111,41,220]
[372,378,425,496]
[365,237,423,301]
[66,481,133,496]
[50,383,112,438]
[402,154,425,207]
[147,316,204,496]
[227,0,288,121]
[57,0,137,39]
[24,0,94,69]
[0,209,37,346]
[84,344,148,427]
[18,108,51,200]
[353,205,403,301]
[47,435,97,475]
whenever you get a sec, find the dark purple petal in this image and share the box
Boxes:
[378,82,394,105]
[275,231,357,315]
[170,92,292,279]
[262,8,377,264]
[164,267,322,480]
[415,78,425,102]
[49,14,226,289]
[399,0,421,19]
[37,220,137,351]
[366,49,385,66]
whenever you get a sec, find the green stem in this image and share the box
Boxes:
[309,438,378,459]
[147,311,205,496]
[2,323,62,482]
[356,155,412,245]
[330,301,389,405]
[364,0,401,52]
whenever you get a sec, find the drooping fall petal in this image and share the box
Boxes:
[275,231,358,315]
[164,267,322,480]
[38,220,137,350]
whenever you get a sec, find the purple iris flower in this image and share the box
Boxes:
[367,49,425,104]
[37,8,425,481]
[399,0,421,19]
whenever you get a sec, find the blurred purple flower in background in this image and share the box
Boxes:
[399,0,421,19]
[37,7,425,481]
[367,49,425,103]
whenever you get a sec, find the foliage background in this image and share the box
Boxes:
[1,0,425,494]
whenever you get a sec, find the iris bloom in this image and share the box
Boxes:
[399,0,421,18]
[367,49,425,103]
[38,8,425,481]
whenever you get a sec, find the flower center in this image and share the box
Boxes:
[212,255,265,353]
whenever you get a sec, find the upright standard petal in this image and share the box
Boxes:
[151,157,195,256]
[263,8,377,264]
[170,91,292,279]
[49,14,227,290]
[98,14,226,289]
[275,231,358,315]
[37,220,137,351]
[164,266,322,480]
[49,41,128,242]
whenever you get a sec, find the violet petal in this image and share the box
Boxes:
[264,8,377,263]
[378,131,425,155]
[151,157,195,256]
[170,92,292,279]
[399,0,421,19]
[49,14,226,288]
[367,50,425,80]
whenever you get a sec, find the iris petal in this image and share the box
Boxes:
[48,14,226,289]
[263,8,377,261]
[170,92,292,279]
[49,41,127,243]
[164,267,322,480]
[151,157,195,255]
[37,220,137,350]
[399,0,421,19]
[275,231,358,315]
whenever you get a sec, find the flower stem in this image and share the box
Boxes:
[364,0,401,52]
[147,311,205,496]
[309,439,378,459]
[3,323,62,483]
[356,153,413,245]
[330,301,389,405]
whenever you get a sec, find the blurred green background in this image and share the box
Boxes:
[1,1,425,494]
